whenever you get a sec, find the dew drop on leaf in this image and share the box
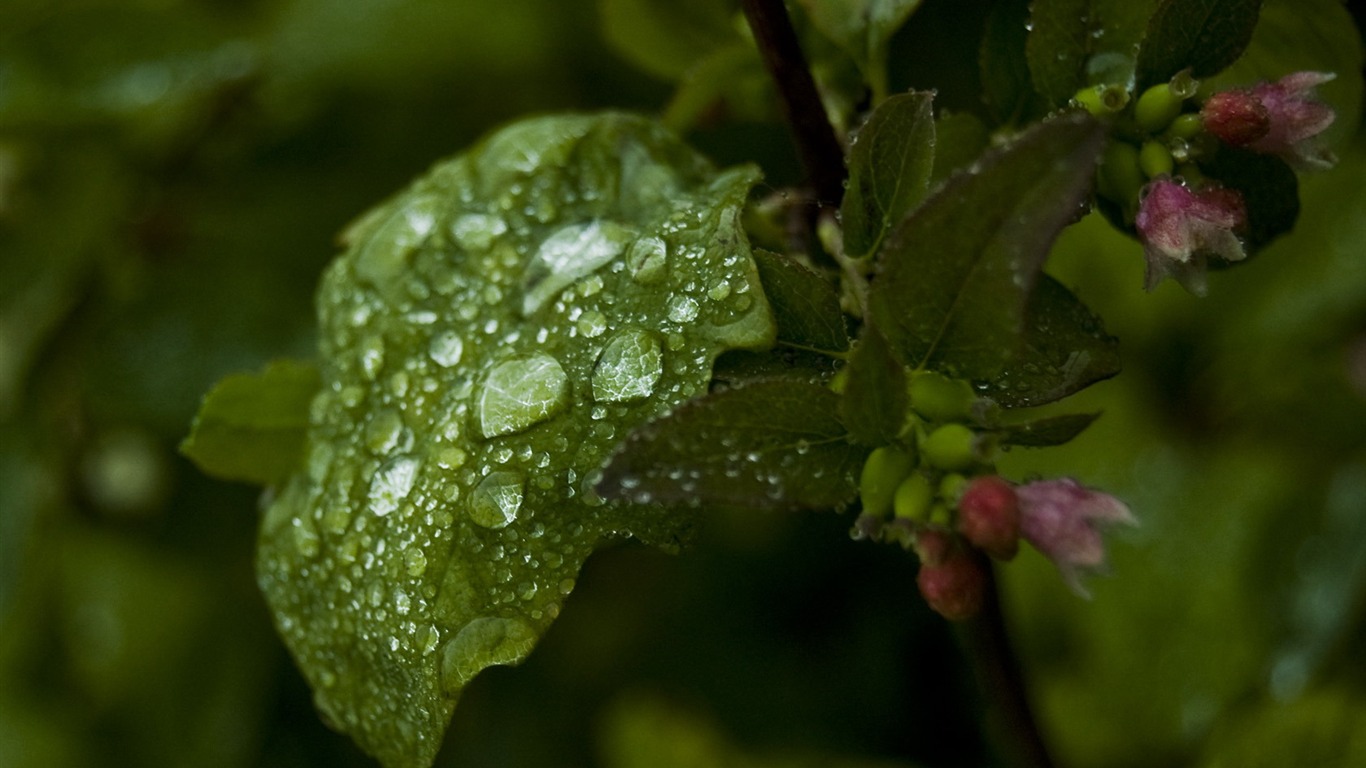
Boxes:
[476,354,569,438]
[625,235,669,283]
[427,331,465,368]
[592,329,664,403]
[368,455,421,517]
[440,617,537,693]
[521,220,633,315]
[468,471,525,529]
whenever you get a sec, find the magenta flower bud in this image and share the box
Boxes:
[916,546,986,621]
[1200,89,1271,146]
[956,475,1020,561]
[1135,178,1248,295]
[1248,72,1337,170]
[912,527,953,567]
[1016,478,1136,596]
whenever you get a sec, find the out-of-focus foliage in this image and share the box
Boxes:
[3,1,1365,768]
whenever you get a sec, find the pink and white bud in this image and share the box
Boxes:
[956,475,1020,561]
[916,546,986,621]
[1135,178,1248,295]
[1201,89,1271,146]
[1016,478,1135,596]
[1248,72,1337,170]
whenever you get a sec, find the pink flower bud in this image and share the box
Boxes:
[916,547,986,621]
[1201,89,1270,146]
[1248,72,1337,170]
[956,476,1020,561]
[912,527,953,567]
[1016,478,1135,596]
[1135,178,1248,295]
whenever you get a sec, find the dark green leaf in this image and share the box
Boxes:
[712,348,839,387]
[1027,0,1162,105]
[179,359,320,485]
[598,380,867,511]
[600,0,739,81]
[980,0,1042,124]
[796,0,924,84]
[1201,145,1299,253]
[994,411,1101,446]
[841,91,936,259]
[867,112,1105,379]
[752,249,850,353]
[977,275,1120,408]
[930,112,989,186]
[1135,0,1264,89]
[838,325,906,446]
[662,44,774,132]
[255,114,777,768]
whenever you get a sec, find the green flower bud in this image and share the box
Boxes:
[1139,140,1174,178]
[939,472,969,505]
[1166,113,1205,140]
[859,445,915,517]
[894,472,935,521]
[908,371,976,423]
[1073,84,1130,116]
[921,423,978,471]
[829,366,849,394]
[1135,83,1185,133]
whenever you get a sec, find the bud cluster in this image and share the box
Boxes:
[1075,69,1336,294]
[850,370,1136,619]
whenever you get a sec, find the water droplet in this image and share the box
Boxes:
[469,471,524,529]
[440,617,536,693]
[521,220,633,315]
[592,329,663,403]
[707,280,732,301]
[369,455,421,516]
[428,331,465,368]
[404,548,428,576]
[625,236,668,283]
[354,196,440,287]
[394,589,411,615]
[359,335,385,380]
[449,213,507,252]
[477,354,569,438]
[292,516,320,558]
[322,502,353,535]
[365,410,404,454]
[420,624,441,655]
[668,295,699,323]
[576,310,608,338]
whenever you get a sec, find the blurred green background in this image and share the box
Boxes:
[2,1,1364,767]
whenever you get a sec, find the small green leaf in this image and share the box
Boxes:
[993,411,1101,447]
[1135,0,1264,90]
[180,359,320,485]
[977,275,1120,408]
[1026,0,1162,105]
[598,380,867,511]
[752,249,850,353]
[600,0,739,81]
[841,91,936,260]
[795,0,924,88]
[838,325,906,446]
[868,112,1105,380]
[256,113,777,768]
[1201,144,1299,253]
[663,44,774,133]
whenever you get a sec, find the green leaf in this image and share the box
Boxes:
[978,275,1120,408]
[980,0,1042,125]
[179,359,320,485]
[663,43,774,133]
[840,91,936,260]
[255,113,777,768]
[712,347,839,388]
[1135,0,1264,90]
[1201,145,1299,254]
[795,0,924,87]
[930,111,989,186]
[752,249,850,354]
[838,326,906,446]
[867,112,1105,380]
[993,411,1101,447]
[598,380,867,511]
[599,0,740,81]
[1026,0,1162,105]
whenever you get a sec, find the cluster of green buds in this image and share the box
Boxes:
[1077,71,1207,223]
[852,371,1019,620]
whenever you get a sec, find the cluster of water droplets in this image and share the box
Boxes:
[254,114,776,765]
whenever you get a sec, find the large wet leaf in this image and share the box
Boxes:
[255,113,776,768]
[867,112,1105,380]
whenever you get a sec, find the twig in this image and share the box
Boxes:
[740,0,847,207]
[954,558,1057,768]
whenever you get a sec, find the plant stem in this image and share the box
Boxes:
[740,0,847,207]
[954,558,1057,768]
